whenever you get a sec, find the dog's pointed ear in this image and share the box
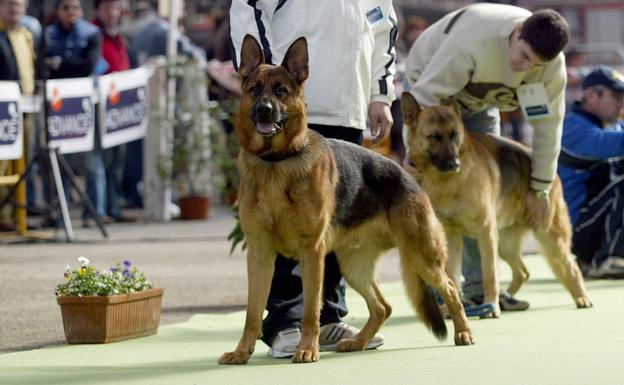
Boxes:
[442,97,462,118]
[239,34,264,80]
[400,92,422,123]
[281,37,309,84]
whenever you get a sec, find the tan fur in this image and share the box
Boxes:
[218,37,475,365]
[401,93,592,317]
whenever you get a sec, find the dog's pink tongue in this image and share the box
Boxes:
[256,123,274,134]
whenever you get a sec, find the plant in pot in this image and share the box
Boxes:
[158,57,241,219]
[170,110,214,220]
[55,256,164,344]
[158,57,216,220]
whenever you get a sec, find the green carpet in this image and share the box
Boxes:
[1,255,623,385]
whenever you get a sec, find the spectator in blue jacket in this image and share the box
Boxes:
[558,66,624,279]
[45,0,101,80]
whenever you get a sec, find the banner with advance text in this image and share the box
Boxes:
[99,68,149,149]
[46,77,95,154]
[0,82,23,161]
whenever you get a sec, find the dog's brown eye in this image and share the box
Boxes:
[250,83,262,97]
[274,84,288,97]
[450,131,458,141]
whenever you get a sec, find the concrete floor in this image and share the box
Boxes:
[0,207,407,353]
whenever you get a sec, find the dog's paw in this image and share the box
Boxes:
[218,351,251,365]
[575,296,593,308]
[454,330,475,346]
[336,338,366,352]
[292,347,319,363]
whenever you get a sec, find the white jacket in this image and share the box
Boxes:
[230,0,397,130]
[405,3,567,191]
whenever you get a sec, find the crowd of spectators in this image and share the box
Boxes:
[0,0,219,228]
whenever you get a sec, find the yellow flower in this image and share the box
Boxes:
[79,267,87,277]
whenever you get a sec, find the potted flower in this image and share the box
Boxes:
[55,257,164,344]
[157,56,216,220]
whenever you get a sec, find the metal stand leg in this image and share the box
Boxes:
[55,148,108,238]
[48,147,74,242]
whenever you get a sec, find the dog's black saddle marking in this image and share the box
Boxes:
[327,138,420,228]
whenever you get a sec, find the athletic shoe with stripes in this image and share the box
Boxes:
[587,256,624,279]
[319,322,384,351]
[267,322,384,358]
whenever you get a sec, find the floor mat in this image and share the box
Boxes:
[1,256,622,385]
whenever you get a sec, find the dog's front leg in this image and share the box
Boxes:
[219,242,276,365]
[445,230,464,291]
[294,245,325,363]
[478,220,501,317]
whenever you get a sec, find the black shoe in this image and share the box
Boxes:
[469,292,529,311]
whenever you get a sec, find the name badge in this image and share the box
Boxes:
[516,83,551,120]
[366,6,383,26]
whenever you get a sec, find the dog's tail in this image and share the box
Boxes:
[402,271,448,341]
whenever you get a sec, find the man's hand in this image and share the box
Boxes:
[524,190,551,229]
[368,101,393,146]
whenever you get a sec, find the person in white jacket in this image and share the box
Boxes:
[404,4,570,317]
[230,0,397,357]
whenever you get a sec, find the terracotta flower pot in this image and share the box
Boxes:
[179,196,211,220]
[57,288,164,344]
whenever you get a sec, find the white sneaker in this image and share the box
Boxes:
[588,256,624,279]
[267,323,384,358]
[319,322,384,351]
[267,328,301,358]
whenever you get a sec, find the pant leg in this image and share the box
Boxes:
[261,252,349,345]
[319,252,348,323]
[460,237,483,299]
[83,108,107,220]
[573,176,624,266]
[261,255,304,345]
[103,144,126,219]
[459,107,501,298]
[84,146,106,219]
[24,115,38,207]
[601,178,624,260]
[122,139,143,208]
[261,124,362,345]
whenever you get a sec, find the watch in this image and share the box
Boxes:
[533,189,549,201]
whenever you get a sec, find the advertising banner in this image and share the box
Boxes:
[46,77,95,154]
[98,68,149,149]
[0,82,23,161]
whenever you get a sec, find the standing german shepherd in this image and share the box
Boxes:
[400,93,592,317]
[218,36,474,365]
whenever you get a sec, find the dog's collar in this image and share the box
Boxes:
[259,144,308,162]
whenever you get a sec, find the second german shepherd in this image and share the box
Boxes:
[218,36,474,365]
[401,93,592,317]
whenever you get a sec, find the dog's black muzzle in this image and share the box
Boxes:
[430,154,461,173]
[252,99,286,137]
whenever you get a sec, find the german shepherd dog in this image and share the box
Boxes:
[218,36,474,365]
[400,93,592,317]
